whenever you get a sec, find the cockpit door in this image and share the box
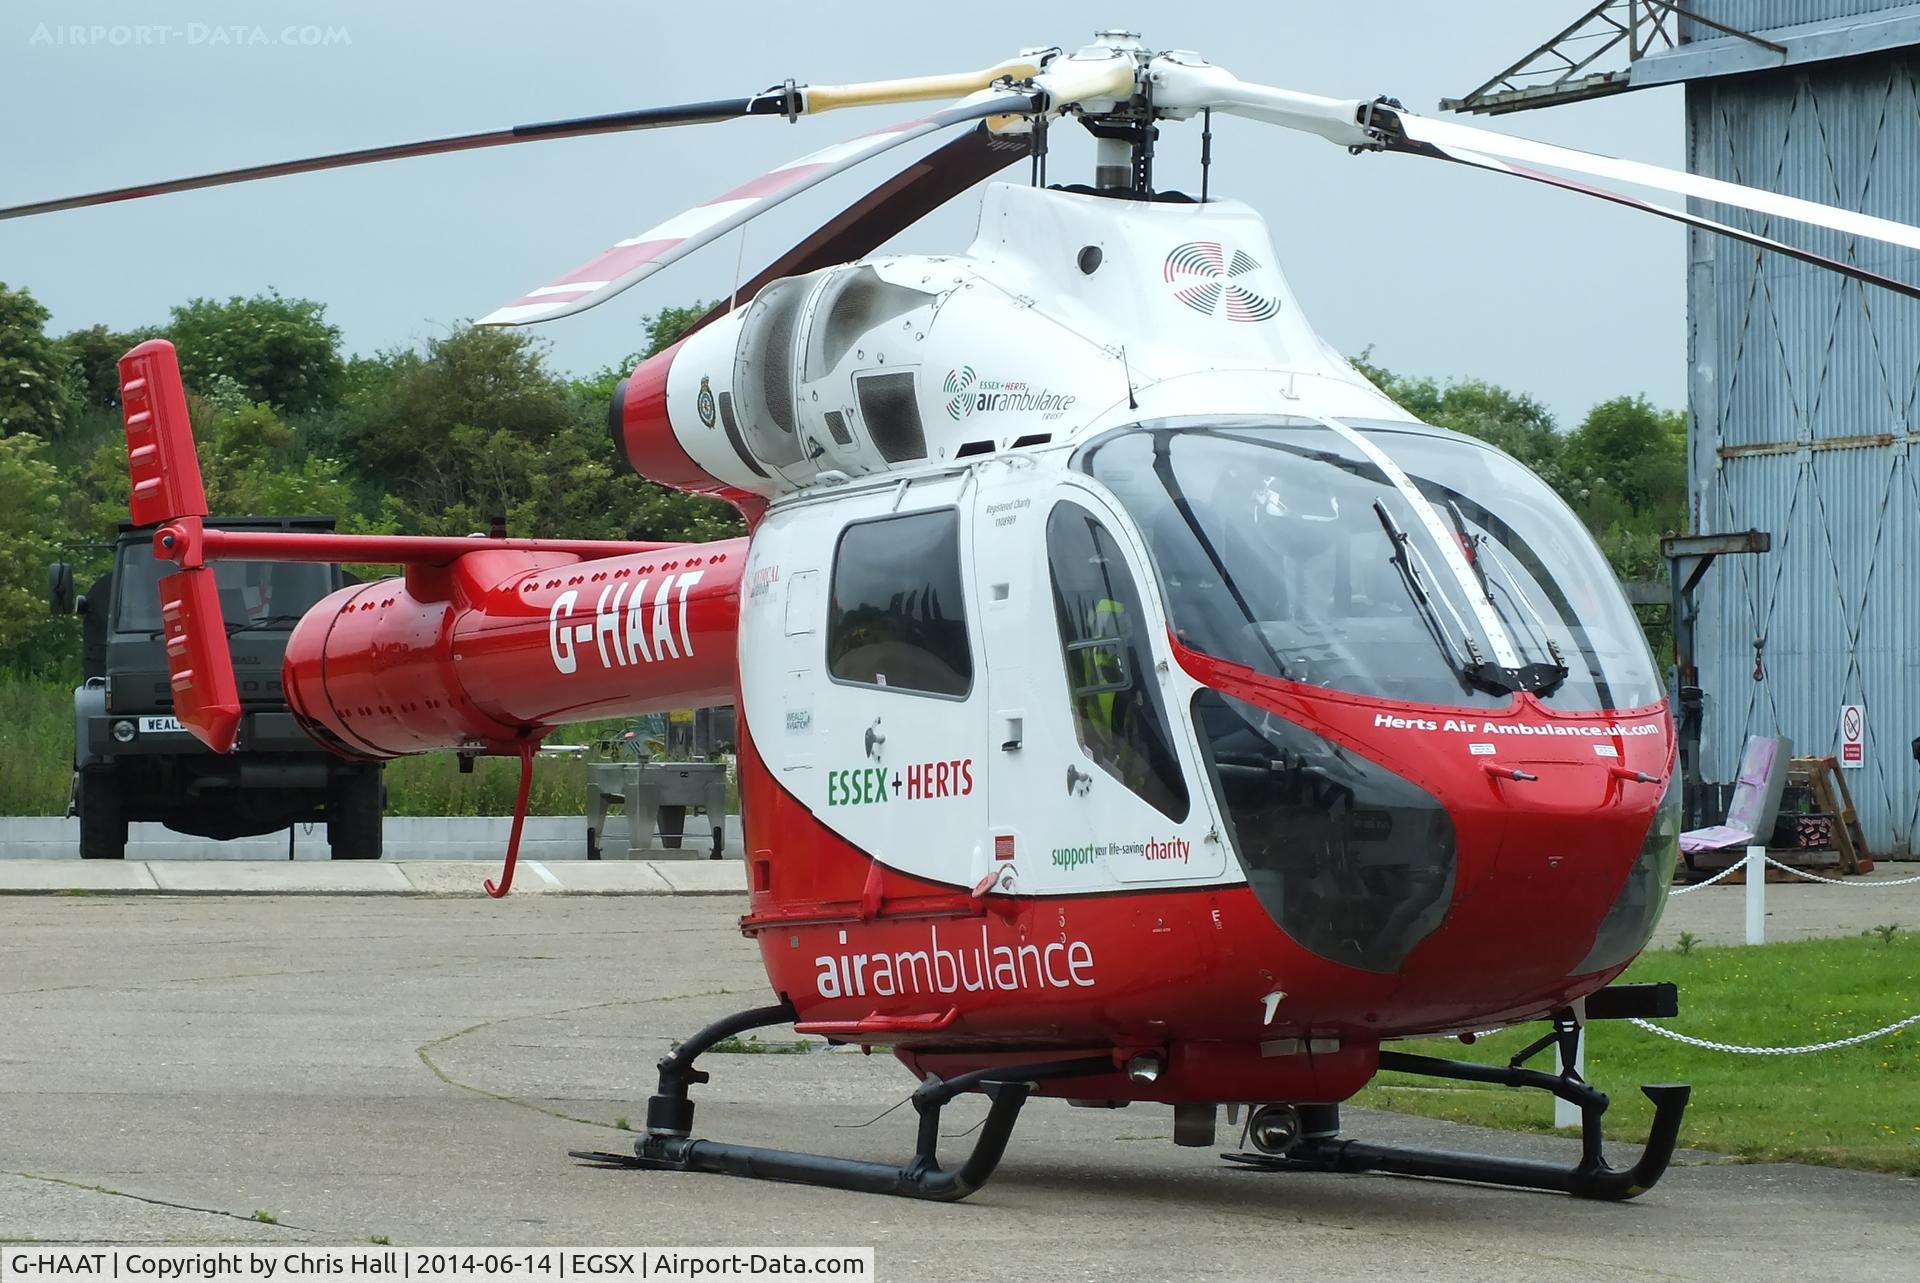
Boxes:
[972,472,1226,895]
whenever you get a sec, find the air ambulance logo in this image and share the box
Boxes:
[943,366,977,420]
[1163,241,1282,322]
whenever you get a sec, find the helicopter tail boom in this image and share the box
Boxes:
[277,538,745,760]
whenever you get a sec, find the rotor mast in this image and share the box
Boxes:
[1078,31,1158,196]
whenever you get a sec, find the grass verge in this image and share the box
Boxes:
[0,678,75,814]
[1355,933,1920,1174]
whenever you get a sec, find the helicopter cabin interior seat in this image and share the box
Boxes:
[1045,500,1190,823]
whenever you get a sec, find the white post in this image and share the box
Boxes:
[1553,997,1587,1130]
[1745,844,1766,945]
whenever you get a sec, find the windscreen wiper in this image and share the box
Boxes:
[1373,500,1511,697]
[1443,500,1568,696]
[151,612,306,639]
[226,613,306,637]
[1444,499,1492,598]
[1150,434,1293,679]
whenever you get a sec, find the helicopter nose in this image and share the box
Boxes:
[1388,768,1672,1021]
[1178,658,1674,1028]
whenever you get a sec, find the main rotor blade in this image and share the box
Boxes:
[0,98,780,222]
[0,57,1044,223]
[797,56,1042,114]
[1381,107,1920,256]
[1433,143,1920,303]
[1160,60,1920,298]
[478,92,1036,326]
[687,122,1033,336]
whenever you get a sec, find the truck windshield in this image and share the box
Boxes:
[1078,417,1662,712]
[114,556,333,635]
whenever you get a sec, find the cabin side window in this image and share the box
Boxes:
[826,509,972,698]
[1047,501,1190,821]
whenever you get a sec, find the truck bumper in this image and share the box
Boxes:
[87,711,318,757]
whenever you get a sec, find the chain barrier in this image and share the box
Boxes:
[1472,853,1920,1055]
[1668,861,1746,896]
[1759,853,1920,887]
[1668,854,1920,894]
[1651,852,1920,1052]
[1628,1013,1920,1056]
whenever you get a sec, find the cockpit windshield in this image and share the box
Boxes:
[1078,417,1662,712]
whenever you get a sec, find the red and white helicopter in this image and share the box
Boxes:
[14,31,1920,1202]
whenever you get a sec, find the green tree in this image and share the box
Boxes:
[579,299,717,402]
[0,283,69,440]
[641,300,712,359]
[1563,395,1687,521]
[56,323,154,412]
[337,322,739,544]
[68,439,131,537]
[197,399,360,517]
[1352,350,1561,474]
[1558,395,1688,589]
[166,292,346,415]
[337,325,575,526]
[0,434,79,673]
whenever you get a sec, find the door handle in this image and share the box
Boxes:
[1066,764,1092,796]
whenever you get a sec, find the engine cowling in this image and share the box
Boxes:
[610,250,1119,505]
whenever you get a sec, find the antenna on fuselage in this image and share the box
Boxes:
[1200,108,1213,202]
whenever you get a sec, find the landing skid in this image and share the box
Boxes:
[571,1000,1110,1201]
[577,993,1691,1203]
[1224,1010,1692,1201]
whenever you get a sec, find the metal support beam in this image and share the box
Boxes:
[1441,2,1784,116]
[1662,529,1770,811]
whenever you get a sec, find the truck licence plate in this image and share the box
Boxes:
[139,716,188,734]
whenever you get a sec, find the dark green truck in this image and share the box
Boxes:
[49,516,383,859]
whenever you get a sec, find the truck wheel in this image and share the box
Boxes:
[328,770,384,860]
[77,768,128,860]
[656,804,686,850]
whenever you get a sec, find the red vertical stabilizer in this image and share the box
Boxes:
[119,340,239,754]
[119,339,208,527]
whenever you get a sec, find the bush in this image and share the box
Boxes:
[382,752,590,817]
[0,435,82,676]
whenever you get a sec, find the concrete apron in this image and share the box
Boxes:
[0,814,745,861]
[0,858,746,895]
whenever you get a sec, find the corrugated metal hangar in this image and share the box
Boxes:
[1449,1,1920,855]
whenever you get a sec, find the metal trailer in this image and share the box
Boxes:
[585,760,730,860]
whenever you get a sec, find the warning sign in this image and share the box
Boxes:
[1840,703,1865,768]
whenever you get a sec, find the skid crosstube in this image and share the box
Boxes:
[571,1000,1111,1201]
[1226,1008,1693,1201]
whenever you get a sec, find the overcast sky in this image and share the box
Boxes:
[1,1,1692,427]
